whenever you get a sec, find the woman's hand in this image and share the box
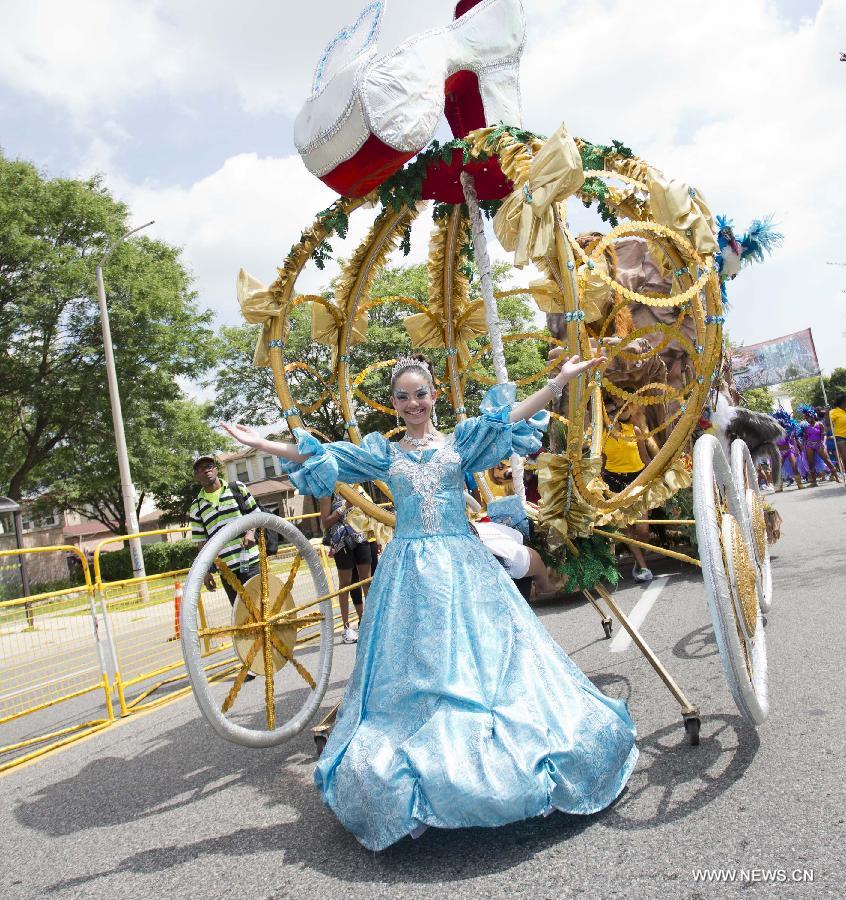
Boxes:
[509,352,605,424]
[220,421,262,448]
[552,353,606,386]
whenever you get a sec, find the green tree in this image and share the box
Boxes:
[775,370,846,410]
[39,399,228,532]
[812,368,846,407]
[739,386,774,412]
[0,152,219,530]
[777,377,817,409]
[212,260,548,438]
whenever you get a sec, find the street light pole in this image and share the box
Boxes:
[95,221,154,582]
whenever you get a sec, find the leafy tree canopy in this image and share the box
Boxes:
[0,151,221,531]
[770,369,846,411]
[739,386,774,413]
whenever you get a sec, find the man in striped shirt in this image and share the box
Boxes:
[190,454,260,605]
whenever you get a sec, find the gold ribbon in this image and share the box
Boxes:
[345,487,393,547]
[403,299,487,364]
[647,169,718,256]
[595,458,692,530]
[237,269,281,367]
[493,124,585,268]
[535,454,606,546]
[311,301,368,350]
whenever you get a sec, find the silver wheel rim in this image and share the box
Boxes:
[694,435,769,726]
[180,512,334,747]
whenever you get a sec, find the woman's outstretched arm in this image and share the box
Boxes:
[508,354,605,424]
[219,422,311,464]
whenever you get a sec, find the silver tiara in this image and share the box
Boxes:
[391,356,432,381]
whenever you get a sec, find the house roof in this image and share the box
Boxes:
[63,520,113,538]
[242,478,295,498]
[218,435,289,464]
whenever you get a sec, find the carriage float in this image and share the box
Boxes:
[181,0,774,750]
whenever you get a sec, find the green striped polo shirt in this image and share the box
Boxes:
[189,481,259,569]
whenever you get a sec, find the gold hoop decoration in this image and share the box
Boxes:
[548,196,721,525]
[258,127,725,536]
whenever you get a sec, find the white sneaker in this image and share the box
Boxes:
[632,565,654,583]
[342,626,359,644]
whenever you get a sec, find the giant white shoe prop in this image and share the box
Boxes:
[295,0,526,196]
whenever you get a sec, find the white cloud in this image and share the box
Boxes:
[3,0,845,370]
[0,0,464,118]
[120,153,339,321]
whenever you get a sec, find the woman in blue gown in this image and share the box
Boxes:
[221,354,638,851]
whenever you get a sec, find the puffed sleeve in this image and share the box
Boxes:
[453,383,548,473]
[278,429,392,497]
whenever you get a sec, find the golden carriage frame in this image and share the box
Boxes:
[180,129,771,751]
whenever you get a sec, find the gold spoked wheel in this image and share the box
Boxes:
[180,511,334,747]
[731,439,773,613]
[693,435,768,726]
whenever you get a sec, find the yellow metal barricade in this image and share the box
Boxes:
[0,546,113,773]
[90,518,356,716]
[0,512,377,774]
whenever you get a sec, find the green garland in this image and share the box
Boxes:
[480,124,546,149]
[530,533,620,592]
[398,221,413,257]
[282,197,352,271]
[576,139,635,227]
[377,127,543,214]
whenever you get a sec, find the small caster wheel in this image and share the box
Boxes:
[684,715,701,746]
[313,733,327,756]
[602,619,613,639]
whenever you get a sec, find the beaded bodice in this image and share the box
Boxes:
[386,441,472,539]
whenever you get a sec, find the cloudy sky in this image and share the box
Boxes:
[2,0,845,375]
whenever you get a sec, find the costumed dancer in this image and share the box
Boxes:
[221,352,639,852]
[797,405,840,486]
[772,409,804,490]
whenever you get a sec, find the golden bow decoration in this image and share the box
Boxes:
[647,169,718,256]
[403,299,487,364]
[523,278,565,313]
[523,263,609,324]
[535,453,606,546]
[237,269,283,367]
[345,485,394,547]
[493,123,585,268]
[311,301,368,354]
[346,505,394,547]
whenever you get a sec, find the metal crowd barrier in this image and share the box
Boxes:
[0,511,371,774]
[0,545,113,773]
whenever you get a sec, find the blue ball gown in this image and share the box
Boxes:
[280,385,638,851]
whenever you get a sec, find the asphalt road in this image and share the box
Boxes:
[1,481,844,899]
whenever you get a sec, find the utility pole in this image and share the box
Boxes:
[95,221,154,583]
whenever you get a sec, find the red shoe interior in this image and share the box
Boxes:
[421,147,512,203]
[320,135,417,197]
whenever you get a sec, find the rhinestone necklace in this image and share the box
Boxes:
[400,432,438,449]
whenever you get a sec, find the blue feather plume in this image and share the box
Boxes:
[740,215,784,265]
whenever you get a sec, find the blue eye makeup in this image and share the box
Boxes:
[394,388,431,400]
